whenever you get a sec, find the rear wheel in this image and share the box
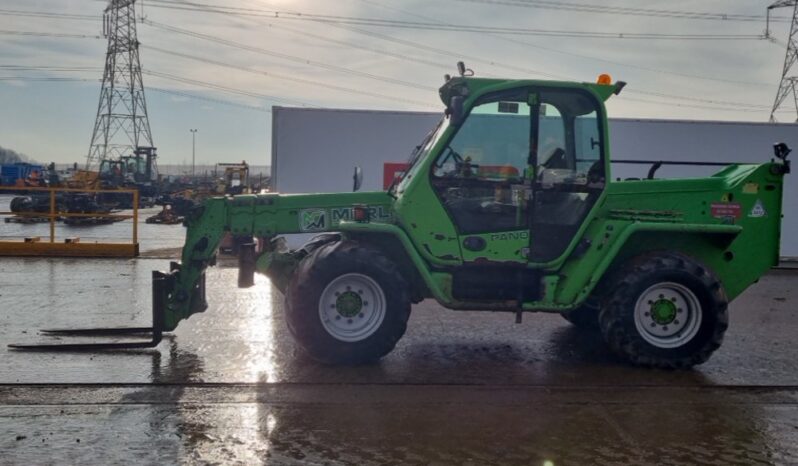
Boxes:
[599,252,728,369]
[285,241,411,365]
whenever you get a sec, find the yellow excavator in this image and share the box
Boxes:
[216,161,250,195]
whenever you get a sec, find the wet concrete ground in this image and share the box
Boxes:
[1,257,797,464]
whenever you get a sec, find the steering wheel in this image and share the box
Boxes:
[439,147,480,178]
[438,147,462,166]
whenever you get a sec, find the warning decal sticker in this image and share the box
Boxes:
[749,199,767,218]
[710,202,742,219]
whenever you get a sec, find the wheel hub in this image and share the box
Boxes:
[318,273,387,343]
[650,299,677,325]
[335,291,363,317]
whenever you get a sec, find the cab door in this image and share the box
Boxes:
[429,88,537,301]
[527,89,607,263]
[430,88,533,266]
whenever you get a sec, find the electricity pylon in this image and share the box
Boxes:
[767,0,798,122]
[86,0,154,171]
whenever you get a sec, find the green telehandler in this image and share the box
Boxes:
[13,64,791,369]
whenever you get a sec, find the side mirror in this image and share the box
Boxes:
[774,142,791,160]
[353,166,363,192]
[449,95,465,127]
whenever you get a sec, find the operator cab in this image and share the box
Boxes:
[431,74,608,264]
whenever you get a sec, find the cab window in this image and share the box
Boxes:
[431,90,531,234]
[536,90,605,188]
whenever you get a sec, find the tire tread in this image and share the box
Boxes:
[598,251,728,369]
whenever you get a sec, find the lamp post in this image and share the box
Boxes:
[190,129,197,178]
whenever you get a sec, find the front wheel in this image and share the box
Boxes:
[599,252,728,369]
[285,241,411,365]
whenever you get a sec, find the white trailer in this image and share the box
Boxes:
[272,107,797,257]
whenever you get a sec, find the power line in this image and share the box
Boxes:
[318,8,769,110]
[0,0,769,93]
[0,4,777,84]
[142,0,765,41]
[0,61,432,110]
[0,74,769,114]
[260,21,450,72]
[628,89,770,110]
[451,0,790,23]
[0,29,440,106]
[1,3,785,26]
[150,0,769,110]
[0,76,98,82]
[0,74,269,112]
[2,73,783,115]
[350,0,774,110]
[0,9,99,21]
[0,30,102,39]
[619,96,772,113]
[142,19,437,92]
[147,0,771,110]
[141,3,454,107]
[141,56,772,111]
[141,69,315,108]
[145,0,495,85]
[141,45,438,108]
[163,0,560,80]
[147,87,270,112]
[0,3,774,114]
[357,0,774,88]
[0,65,101,72]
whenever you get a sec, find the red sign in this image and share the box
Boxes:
[710,202,742,219]
[383,163,410,190]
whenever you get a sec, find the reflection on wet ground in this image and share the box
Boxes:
[1,258,797,464]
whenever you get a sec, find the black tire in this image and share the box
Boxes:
[598,251,728,369]
[561,298,601,330]
[285,240,411,365]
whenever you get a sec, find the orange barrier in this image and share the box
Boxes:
[0,186,139,257]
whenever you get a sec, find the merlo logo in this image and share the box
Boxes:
[299,209,326,232]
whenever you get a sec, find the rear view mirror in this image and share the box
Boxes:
[449,96,465,127]
[774,142,791,160]
[353,166,363,192]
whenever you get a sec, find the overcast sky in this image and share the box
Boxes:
[0,0,794,166]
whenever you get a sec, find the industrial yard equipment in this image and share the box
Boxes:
[12,65,791,369]
[0,163,45,188]
[146,204,184,225]
[216,161,251,195]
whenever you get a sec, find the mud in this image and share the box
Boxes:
[1,255,797,464]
